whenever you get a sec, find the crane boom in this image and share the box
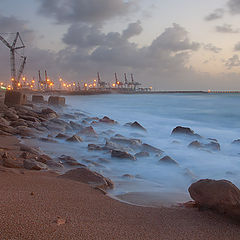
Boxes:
[17,56,27,83]
[0,35,11,49]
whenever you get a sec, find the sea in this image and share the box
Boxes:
[46,93,240,206]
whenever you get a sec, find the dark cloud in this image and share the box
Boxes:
[122,21,142,39]
[205,8,224,21]
[37,0,134,24]
[216,24,240,33]
[228,0,240,14]
[234,42,240,51]
[203,43,222,53]
[225,54,240,69]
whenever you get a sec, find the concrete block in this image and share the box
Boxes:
[4,91,27,107]
[32,95,44,103]
[48,96,65,106]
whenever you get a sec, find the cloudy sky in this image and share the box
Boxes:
[1,0,240,90]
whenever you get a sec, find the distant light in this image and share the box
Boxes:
[11,78,14,81]
[112,83,116,87]
[22,77,26,81]
[17,83,21,87]
[84,83,88,87]
[93,79,97,82]
[208,89,211,93]
[32,80,35,83]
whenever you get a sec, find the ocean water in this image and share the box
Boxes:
[60,93,240,203]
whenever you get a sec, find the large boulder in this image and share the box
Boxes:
[59,168,114,189]
[189,179,240,219]
[58,155,85,167]
[66,135,83,143]
[159,156,179,166]
[99,116,116,124]
[78,126,97,137]
[23,159,48,171]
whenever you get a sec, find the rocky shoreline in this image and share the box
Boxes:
[0,93,240,239]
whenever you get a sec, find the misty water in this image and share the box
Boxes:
[49,93,240,205]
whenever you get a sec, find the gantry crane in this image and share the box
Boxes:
[0,32,26,90]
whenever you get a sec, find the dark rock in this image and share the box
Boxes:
[135,152,150,158]
[189,179,240,219]
[188,141,202,149]
[59,168,114,189]
[159,156,179,165]
[171,126,201,138]
[36,154,52,163]
[99,116,116,124]
[98,158,110,164]
[19,144,41,155]
[204,141,220,151]
[111,150,136,160]
[39,137,58,143]
[0,117,10,126]
[16,126,37,137]
[66,135,83,143]
[0,123,17,134]
[103,140,133,153]
[55,133,69,139]
[122,174,135,178]
[10,119,28,127]
[4,111,19,121]
[110,136,142,148]
[2,153,23,168]
[88,144,102,151]
[69,121,83,130]
[78,126,97,136]
[59,155,85,167]
[82,159,103,167]
[141,143,164,154]
[23,159,48,170]
[232,139,240,145]
[130,121,146,131]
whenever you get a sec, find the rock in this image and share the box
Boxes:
[61,113,77,119]
[188,141,202,149]
[19,115,40,123]
[98,158,110,164]
[41,108,58,119]
[55,133,69,139]
[69,121,83,130]
[135,152,150,158]
[232,139,240,145]
[19,144,41,155]
[110,136,142,148]
[88,144,102,151]
[2,154,23,168]
[0,117,10,126]
[111,150,136,160]
[130,121,146,131]
[66,135,83,143]
[78,126,97,136]
[58,155,85,167]
[103,140,133,153]
[82,159,103,167]
[204,141,220,151]
[10,119,28,127]
[189,179,240,219]
[16,126,37,137]
[0,130,12,136]
[122,174,135,178]
[141,143,163,154]
[39,137,58,143]
[59,168,114,189]
[4,111,19,121]
[159,156,179,165]
[36,154,52,163]
[55,217,66,226]
[23,159,48,171]
[171,126,201,138]
[0,123,17,134]
[99,116,116,124]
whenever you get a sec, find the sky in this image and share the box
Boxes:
[0,0,240,90]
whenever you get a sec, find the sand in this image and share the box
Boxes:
[0,168,239,240]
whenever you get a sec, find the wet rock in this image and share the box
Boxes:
[0,130,12,136]
[78,126,97,136]
[111,150,136,160]
[232,139,240,145]
[19,115,40,123]
[98,158,110,164]
[189,179,240,219]
[19,144,41,155]
[10,119,28,127]
[141,143,164,154]
[0,117,10,126]
[82,159,103,167]
[66,135,83,143]
[4,111,19,121]
[39,137,58,143]
[204,141,220,151]
[41,108,58,119]
[16,126,37,137]
[159,156,179,165]
[184,168,197,181]
[135,152,150,158]
[36,154,52,163]
[88,144,103,151]
[2,153,23,168]
[122,174,135,179]
[188,141,202,149]
[23,159,48,171]
[104,140,133,153]
[99,116,116,124]
[69,121,83,130]
[171,126,201,138]
[130,121,146,131]
[59,168,114,189]
[110,136,142,148]
[61,113,77,119]
[55,133,69,139]
[0,123,17,135]
[59,155,85,167]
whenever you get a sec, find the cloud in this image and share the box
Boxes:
[234,42,240,51]
[228,0,240,14]
[225,54,240,69]
[205,8,224,21]
[37,0,135,24]
[122,21,143,39]
[215,24,240,33]
[203,43,222,53]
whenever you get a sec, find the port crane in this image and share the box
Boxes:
[0,32,26,90]
[97,72,107,88]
